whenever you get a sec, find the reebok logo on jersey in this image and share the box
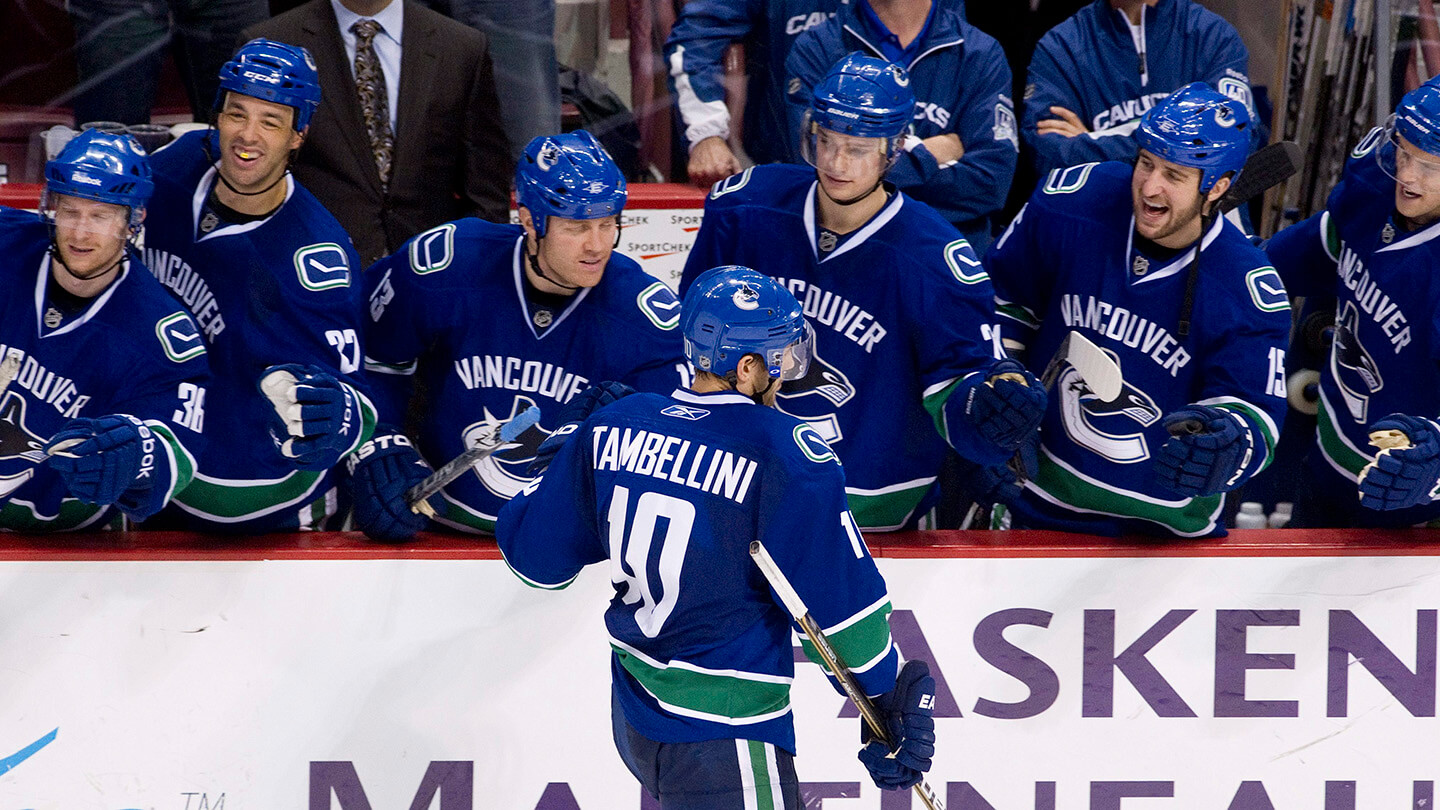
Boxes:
[661,405,709,421]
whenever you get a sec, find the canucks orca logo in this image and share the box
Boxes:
[1058,353,1163,464]
[0,393,48,499]
[460,396,550,499]
[776,342,855,443]
[732,282,760,311]
[1330,301,1382,422]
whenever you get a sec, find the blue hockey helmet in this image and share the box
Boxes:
[1378,75,1440,194]
[42,128,154,229]
[1135,82,1251,193]
[515,130,627,239]
[802,53,914,167]
[216,39,322,131]
[681,266,813,381]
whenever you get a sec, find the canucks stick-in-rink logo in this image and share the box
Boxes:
[777,339,855,443]
[459,397,549,498]
[0,393,48,499]
[1058,351,1162,464]
[1330,301,1382,422]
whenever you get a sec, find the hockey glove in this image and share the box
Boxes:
[1358,414,1440,511]
[346,431,436,542]
[964,359,1046,453]
[1153,405,1255,497]
[858,659,936,791]
[260,364,363,470]
[47,414,153,509]
[529,381,635,475]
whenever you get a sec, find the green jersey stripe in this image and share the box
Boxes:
[1031,447,1223,536]
[612,641,793,724]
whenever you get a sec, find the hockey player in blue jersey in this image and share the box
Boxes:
[981,82,1290,537]
[142,39,376,532]
[349,130,686,539]
[786,1,1017,250]
[666,0,842,183]
[682,54,1045,531]
[1023,0,1258,178]
[497,266,936,808]
[1266,76,1440,527]
[0,129,210,531]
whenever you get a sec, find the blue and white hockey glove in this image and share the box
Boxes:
[1358,414,1440,511]
[858,659,936,792]
[346,431,437,542]
[46,414,153,509]
[1153,405,1255,497]
[529,381,635,475]
[963,359,1046,453]
[260,364,363,471]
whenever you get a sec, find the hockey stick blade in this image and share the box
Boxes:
[405,405,542,516]
[1218,141,1302,214]
[750,541,946,810]
[1064,331,1122,403]
[0,348,22,401]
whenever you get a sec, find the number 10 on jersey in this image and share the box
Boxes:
[608,485,696,639]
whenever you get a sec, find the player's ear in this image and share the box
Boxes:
[518,207,537,238]
[1206,174,1233,206]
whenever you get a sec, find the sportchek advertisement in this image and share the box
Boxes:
[0,554,1435,808]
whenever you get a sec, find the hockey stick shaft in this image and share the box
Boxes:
[750,540,945,810]
[405,405,541,515]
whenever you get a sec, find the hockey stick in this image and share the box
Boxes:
[749,540,945,810]
[405,405,541,517]
[0,348,22,400]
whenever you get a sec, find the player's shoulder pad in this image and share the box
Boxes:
[889,198,990,286]
[146,130,211,187]
[401,218,518,278]
[706,164,811,208]
[1211,224,1290,316]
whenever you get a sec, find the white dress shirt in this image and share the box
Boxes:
[330,0,404,134]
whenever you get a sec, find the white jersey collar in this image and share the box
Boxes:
[35,252,130,339]
[1126,213,1225,287]
[511,234,592,341]
[671,388,755,406]
[1377,215,1440,253]
[191,164,296,243]
[803,182,905,264]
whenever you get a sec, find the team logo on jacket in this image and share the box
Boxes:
[0,393,48,499]
[1058,351,1162,464]
[460,396,550,499]
[1331,302,1383,422]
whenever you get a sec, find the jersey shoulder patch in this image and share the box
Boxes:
[1042,161,1101,195]
[155,311,207,363]
[409,222,458,275]
[943,238,988,285]
[792,422,839,465]
[1244,266,1289,313]
[293,243,351,291]
[636,281,681,330]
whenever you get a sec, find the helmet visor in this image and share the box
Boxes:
[1378,115,1440,195]
[42,192,134,239]
[800,110,895,170]
[770,320,814,381]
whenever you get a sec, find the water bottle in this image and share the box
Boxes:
[1268,502,1293,529]
[1235,501,1267,529]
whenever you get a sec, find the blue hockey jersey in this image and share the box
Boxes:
[665,0,843,165]
[142,131,376,532]
[1267,129,1440,526]
[1023,0,1256,177]
[0,210,209,530]
[986,161,1290,537]
[497,388,898,753]
[786,1,1016,246]
[681,164,1006,530]
[363,219,687,533]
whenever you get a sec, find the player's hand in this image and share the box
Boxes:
[858,659,936,791]
[1153,405,1255,497]
[346,431,436,542]
[1036,106,1089,138]
[1358,414,1440,510]
[688,136,742,188]
[529,381,635,475]
[259,364,363,471]
[964,358,1046,453]
[46,414,151,507]
[920,133,964,164]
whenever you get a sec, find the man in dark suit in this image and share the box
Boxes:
[242,0,511,266]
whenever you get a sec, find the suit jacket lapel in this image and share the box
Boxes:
[393,1,437,187]
[302,0,383,192]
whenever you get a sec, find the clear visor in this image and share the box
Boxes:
[1378,115,1440,195]
[799,111,895,170]
[41,193,135,240]
[768,320,814,381]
